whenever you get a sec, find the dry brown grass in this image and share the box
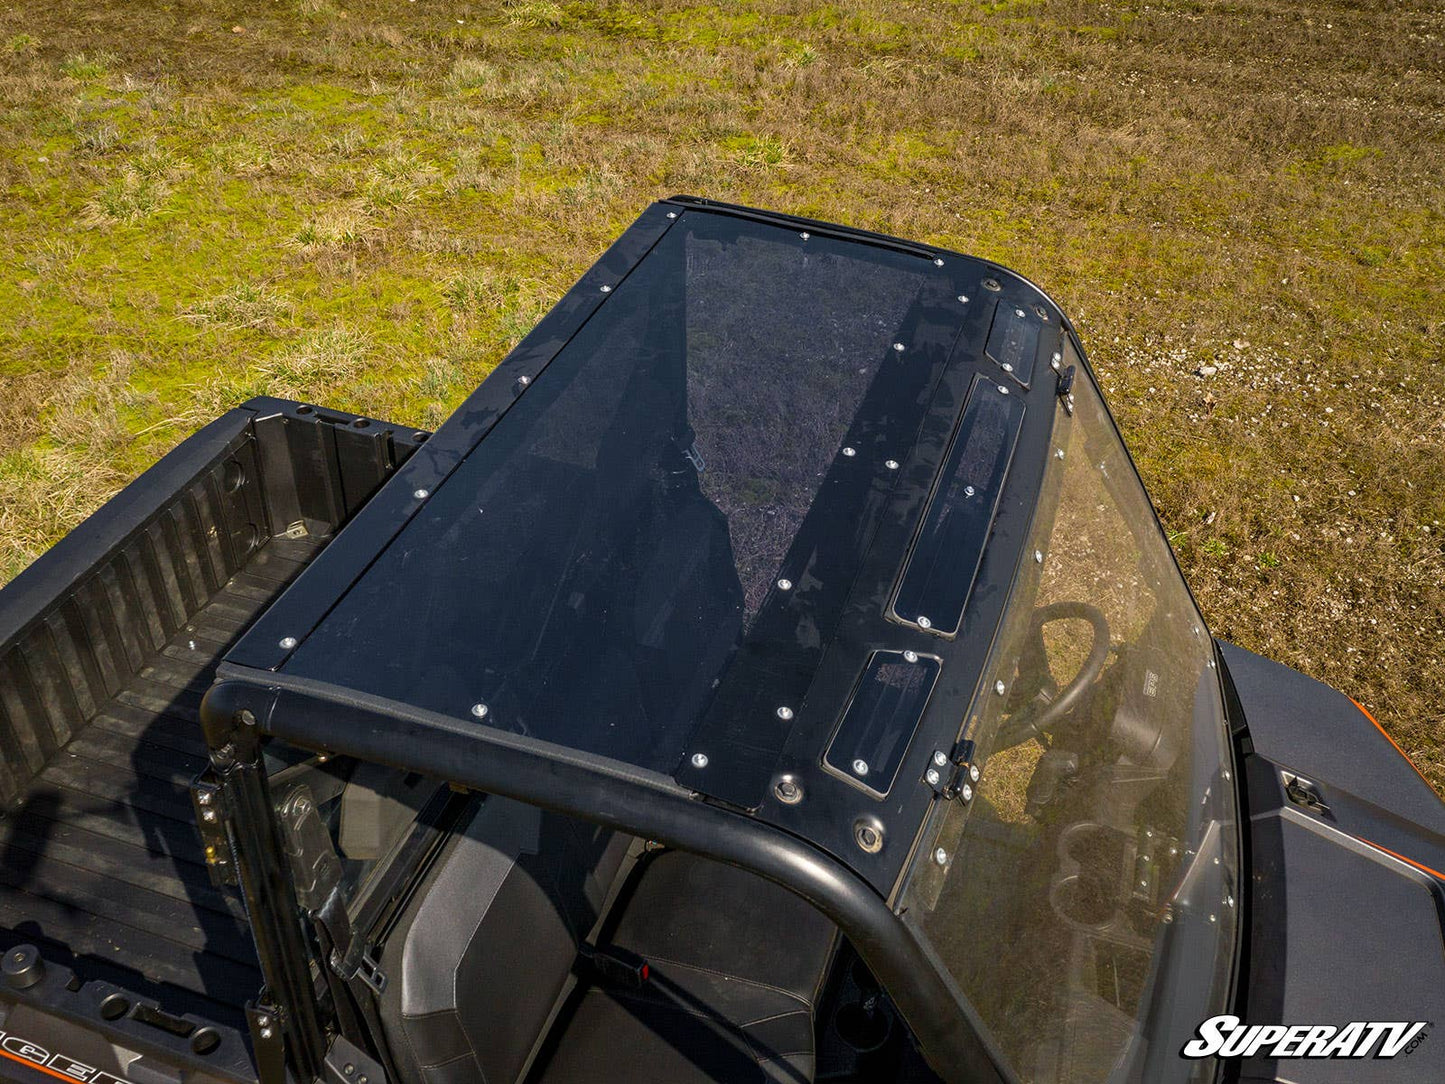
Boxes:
[0,0,1441,787]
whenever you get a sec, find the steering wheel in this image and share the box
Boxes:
[995,601,1111,750]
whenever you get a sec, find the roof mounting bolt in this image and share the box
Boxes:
[903,650,919,663]
[774,778,803,804]
[776,706,795,721]
[933,750,948,767]
[959,782,974,802]
[934,847,948,865]
[799,231,810,241]
[983,277,1001,291]
[892,342,906,353]
[995,680,1007,696]
[413,488,429,500]
[517,375,531,386]
[933,257,945,267]
[260,1027,273,1040]
[885,458,900,470]
[841,446,857,457]
[599,284,612,293]
[926,768,941,786]
[777,578,793,591]
[957,294,969,304]
[1035,306,1049,320]
[1014,307,1026,319]
[1034,550,1043,563]
[690,752,709,769]
[1052,351,1063,364]
[854,820,883,853]
[198,791,211,805]
[279,636,298,650]
[1209,914,1217,924]
[666,211,677,219]
[968,763,980,783]
[963,485,976,498]
[1002,363,1014,373]
[1224,894,1235,908]
[852,758,869,776]
[341,1064,353,1077]
[917,615,933,629]
[998,384,1010,395]
[470,702,489,720]
[202,809,217,822]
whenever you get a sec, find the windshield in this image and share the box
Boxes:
[902,339,1239,1083]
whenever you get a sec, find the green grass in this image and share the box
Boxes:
[0,0,1442,790]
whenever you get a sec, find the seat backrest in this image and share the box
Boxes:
[379,795,629,1084]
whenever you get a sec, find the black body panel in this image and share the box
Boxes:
[1221,642,1445,1082]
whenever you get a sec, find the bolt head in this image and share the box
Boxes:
[776,706,794,721]
[279,636,298,650]
[852,758,869,776]
[1034,550,1043,563]
[690,752,709,769]
[982,277,1001,291]
[957,294,970,304]
[1055,448,1065,459]
[599,284,612,293]
[963,485,975,497]
[202,809,217,822]
[925,768,940,786]
[774,778,803,804]
[933,257,944,267]
[470,702,489,719]
[998,384,1010,395]
[932,750,948,767]
[1225,894,1235,908]
[799,231,810,241]
[1052,351,1062,364]
[968,763,980,783]
[841,446,856,457]
[666,211,677,219]
[892,342,905,352]
[903,650,919,663]
[198,791,212,805]
[885,459,899,470]
[413,488,429,500]
[776,578,793,591]
[1015,307,1026,318]
[917,615,933,629]
[934,847,948,865]
[995,680,1007,696]
[517,374,531,386]
[1002,362,1014,372]
[959,782,974,802]
[855,822,883,852]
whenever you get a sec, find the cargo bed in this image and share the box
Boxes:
[0,399,422,1059]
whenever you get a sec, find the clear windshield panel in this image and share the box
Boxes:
[902,343,1238,1083]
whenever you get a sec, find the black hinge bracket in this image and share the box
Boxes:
[191,770,237,887]
[247,1001,286,1084]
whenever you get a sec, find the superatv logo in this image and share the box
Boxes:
[1183,1015,1430,1059]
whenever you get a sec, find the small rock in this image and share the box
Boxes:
[1204,511,1217,525]
[232,25,245,33]
[1232,339,1249,350]
[1197,364,1218,377]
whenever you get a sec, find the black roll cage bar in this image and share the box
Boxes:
[200,670,1012,1084]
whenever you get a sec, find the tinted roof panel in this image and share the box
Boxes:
[282,211,939,773]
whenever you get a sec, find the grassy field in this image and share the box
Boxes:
[1,0,1442,788]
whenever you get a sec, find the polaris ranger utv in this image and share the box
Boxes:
[0,198,1440,1084]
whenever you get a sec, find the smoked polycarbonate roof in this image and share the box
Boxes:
[280,210,940,772]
